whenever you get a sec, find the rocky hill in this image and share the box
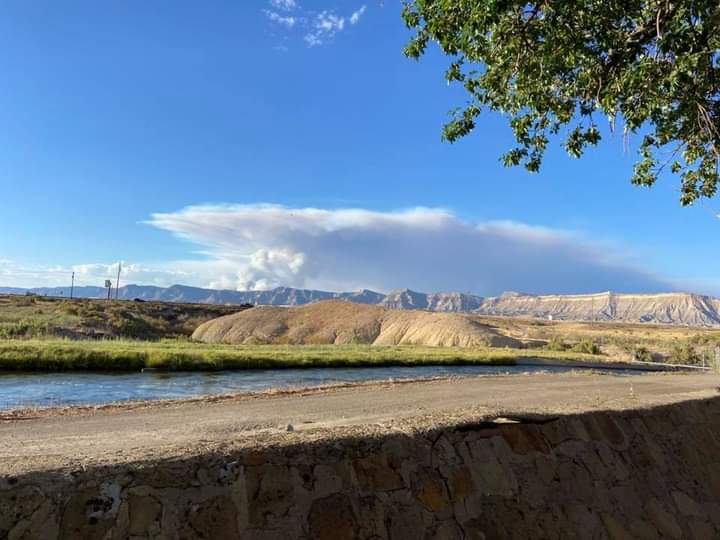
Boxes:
[476,291,720,327]
[192,301,522,347]
[5,284,720,327]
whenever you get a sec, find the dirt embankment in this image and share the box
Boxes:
[192,300,522,347]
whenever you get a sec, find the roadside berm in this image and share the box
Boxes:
[2,373,720,538]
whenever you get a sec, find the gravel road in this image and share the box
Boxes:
[1,372,718,475]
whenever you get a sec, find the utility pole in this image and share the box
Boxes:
[115,262,122,300]
[70,272,75,300]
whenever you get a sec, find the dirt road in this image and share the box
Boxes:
[2,372,719,475]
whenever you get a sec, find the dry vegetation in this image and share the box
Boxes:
[1,295,719,370]
[0,294,246,340]
[478,316,720,365]
[194,301,720,366]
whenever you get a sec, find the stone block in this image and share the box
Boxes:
[470,459,518,499]
[127,494,162,537]
[308,493,358,540]
[671,491,705,518]
[445,465,475,501]
[353,453,404,493]
[59,487,119,540]
[601,513,631,540]
[500,425,549,456]
[628,519,659,540]
[412,467,451,517]
[178,495,238,539]
[644,498,682,539]
[244,465,295,528]
[0,487,43,539]
[688,518,715,540]
[428,519,464,540]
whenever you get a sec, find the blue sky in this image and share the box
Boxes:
[0,0,718,295]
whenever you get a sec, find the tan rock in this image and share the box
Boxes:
[127,495,162,536]
[500,425,549,455]
[446,465,475,500]
[413,467,451,515]
[179,495,238,539]
[353,454,404,493]
[59,488,116,540]
[308,493,358,540]
[601,513,632,540]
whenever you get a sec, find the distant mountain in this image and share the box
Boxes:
[476,291,720,327]
[0,284,344,305]
[3,284,720,327]
[380,288,435,310]
[379,289,484,312]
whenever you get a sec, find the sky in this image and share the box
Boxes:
[0,0,719,296]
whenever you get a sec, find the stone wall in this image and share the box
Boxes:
[3,397,720,539]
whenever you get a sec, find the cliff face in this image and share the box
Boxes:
[475,291,720,326]
[6,284,720,327]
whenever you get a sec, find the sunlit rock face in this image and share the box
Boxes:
[6,284,720,326]
[474,291,720,326]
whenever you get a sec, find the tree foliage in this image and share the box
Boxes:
[402,1,720,205]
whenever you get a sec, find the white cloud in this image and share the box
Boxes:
[3,206,697,295]
[304,11,346,46]
[263,2,366,48]
[350,5,366,25]
[264,10,297,28]
[0,260,197,290]
[144,204,675,295]
[270,0,297,11]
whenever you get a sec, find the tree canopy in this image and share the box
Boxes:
[402,1,720,205]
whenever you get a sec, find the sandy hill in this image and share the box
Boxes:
[192,300,522,347]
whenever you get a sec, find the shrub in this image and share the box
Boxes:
[570,339,602,355]
[544,336,568,351]
[0,319,55,339]
[669,342,701,365]
[633,346,654,363]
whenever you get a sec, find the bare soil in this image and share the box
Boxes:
[193,300,522,347]
[1,372,718,475]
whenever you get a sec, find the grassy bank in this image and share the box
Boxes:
[0,339,609,372]
[0,295,245,340]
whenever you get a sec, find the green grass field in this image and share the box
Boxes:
[0,339,609,372]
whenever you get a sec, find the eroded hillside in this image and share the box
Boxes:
[192,301,522,347]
